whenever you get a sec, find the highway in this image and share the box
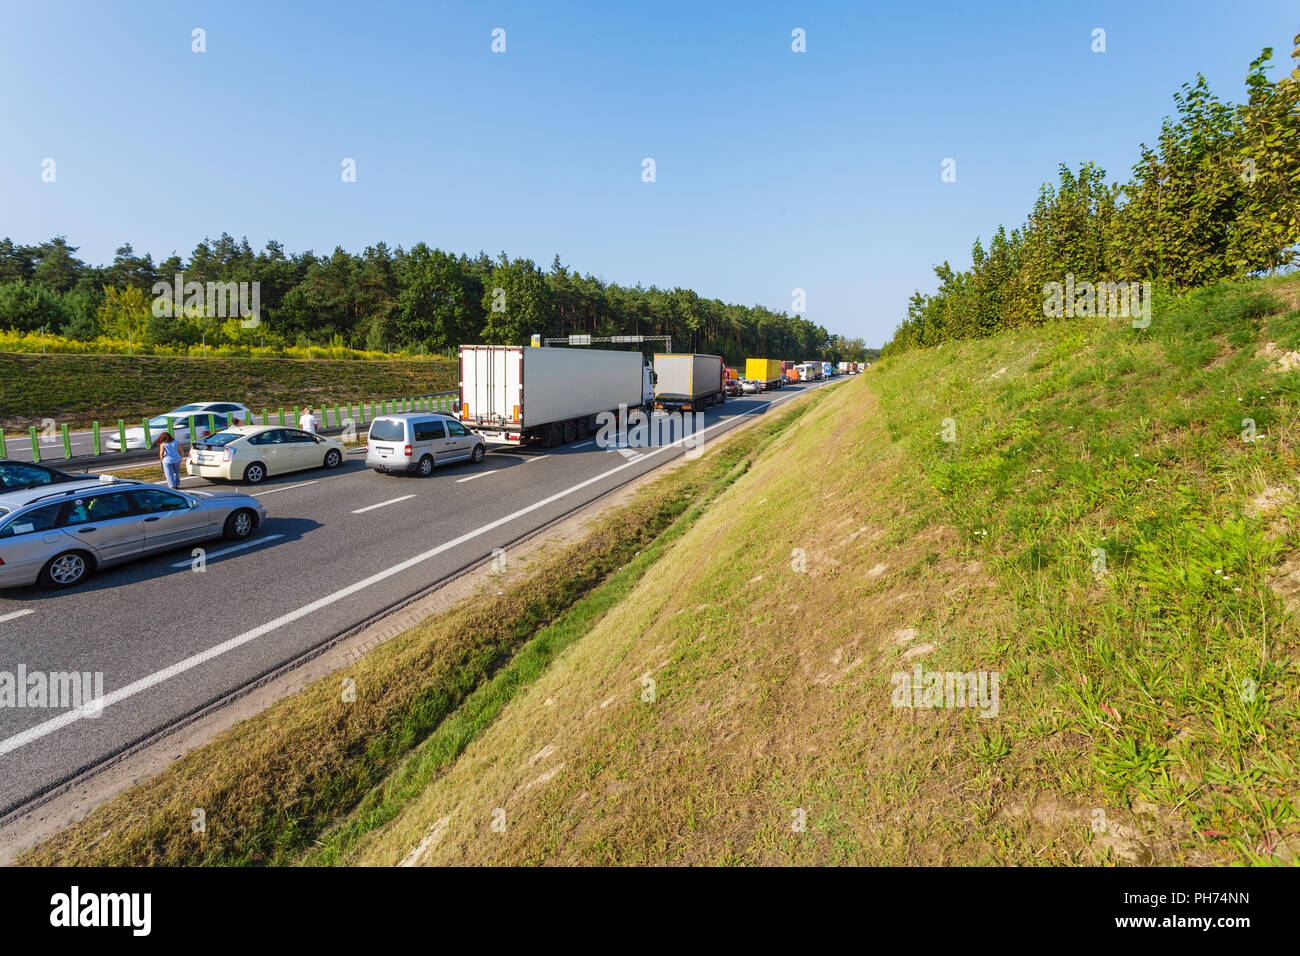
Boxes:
[0,381,834,814]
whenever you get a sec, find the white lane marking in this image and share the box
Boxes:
[0,610,34,624]
[253,480,319,496]
[572,441,594,448]
[524,454,551,463]
[0,397,783,757]
[169,534,285,568]
[351,494,417,514]
[455,471,499,483]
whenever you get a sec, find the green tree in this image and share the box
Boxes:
[480,256,552,345]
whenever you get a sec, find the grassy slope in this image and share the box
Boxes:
[340,277,1300,866]
[0,353,457,428]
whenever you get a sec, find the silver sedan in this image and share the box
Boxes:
[0,477,267,589]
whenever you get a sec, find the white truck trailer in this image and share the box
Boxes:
[652,353,726,412]
[459,345,653,446]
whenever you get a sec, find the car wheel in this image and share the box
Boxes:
[243,462,266,484]
[417,455,434,477]
[223,508,256,540]
[39,550,92,589]
[471,444,485,464]
[324,449,343,469]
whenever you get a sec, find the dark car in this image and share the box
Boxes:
[0,459,95,491]
[724,379,741,397]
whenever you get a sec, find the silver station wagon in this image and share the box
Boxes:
[0,477,266,589]
[366,412,486,476]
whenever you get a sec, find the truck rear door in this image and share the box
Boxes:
[462,347,523,427]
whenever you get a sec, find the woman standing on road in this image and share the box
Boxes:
[158,432,183,489]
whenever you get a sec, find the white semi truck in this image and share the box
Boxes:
[652,353,726,412]
[459,345,654,446]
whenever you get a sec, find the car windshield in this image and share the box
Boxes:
[0,462,71,489]
[195,431,242,446]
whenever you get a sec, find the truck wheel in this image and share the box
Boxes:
[543,423,560,448]
[563,420,576,443]
[576,418,590,440]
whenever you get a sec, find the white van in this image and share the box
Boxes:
[365,412,486,476]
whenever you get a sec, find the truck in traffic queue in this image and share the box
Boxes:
[796,361,821,381]
[459,345,654,447]
[653,353,727,412]
[745,358,785,390]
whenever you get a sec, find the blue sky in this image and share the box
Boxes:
[2,0,1296,345]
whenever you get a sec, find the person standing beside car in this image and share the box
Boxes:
[299,406,319,434]
[158,432,183,489]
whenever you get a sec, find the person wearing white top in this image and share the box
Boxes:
[299,407,319,434]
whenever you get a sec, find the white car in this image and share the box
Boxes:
[740,379,760,394]
[106,403,253,450]
[187,425,346,484]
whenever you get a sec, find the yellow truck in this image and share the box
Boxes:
[745,358,785,390]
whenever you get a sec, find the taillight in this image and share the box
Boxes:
[224,447,233,462]
[404,445,412,456]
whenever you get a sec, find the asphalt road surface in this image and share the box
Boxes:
[0,381,837,814]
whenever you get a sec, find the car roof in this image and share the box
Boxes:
[370,411,456,421]
[0,458,60,469]
[0,476,153,509]
[211,424,289,435]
